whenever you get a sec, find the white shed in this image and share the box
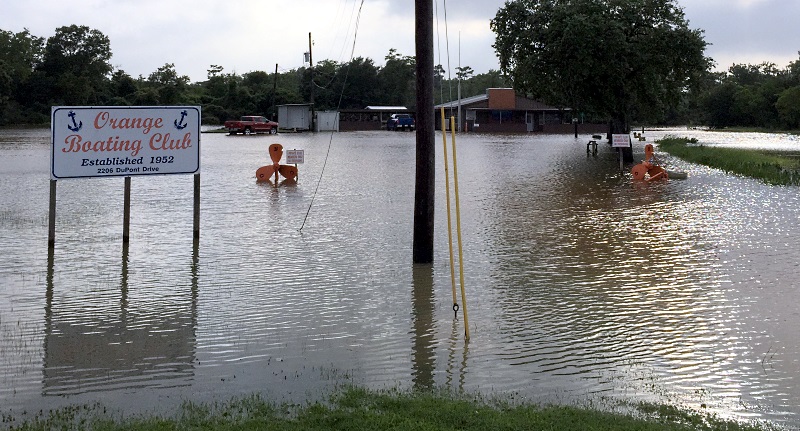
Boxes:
[315,111,340,132]
[277,104,312,131]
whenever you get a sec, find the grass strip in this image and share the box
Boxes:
[3,386,781,431]
[656,136,800,185]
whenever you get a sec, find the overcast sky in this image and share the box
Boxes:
[1,0,798,83]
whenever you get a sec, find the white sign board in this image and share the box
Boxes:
[612,134,630,148]
[51,106,201,179]
[286,149,305,164]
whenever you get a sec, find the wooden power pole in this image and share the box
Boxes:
[308,32,315,131]
[413,0,435,264]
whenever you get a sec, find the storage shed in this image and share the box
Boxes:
[277,104,312,131]
[316,111,340,132]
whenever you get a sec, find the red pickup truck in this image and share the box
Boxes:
[224,116,279,135]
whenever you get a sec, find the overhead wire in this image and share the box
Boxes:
[299,0,365,232]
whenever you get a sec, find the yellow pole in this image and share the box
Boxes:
[440,108,459,312]
[450,116,469,340]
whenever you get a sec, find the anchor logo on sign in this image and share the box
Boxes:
[67,110,82,132]
[256,143,298,184]
[174,110,188,130]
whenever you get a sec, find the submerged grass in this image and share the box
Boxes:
[3,386,782,431]
[656,136,800,185]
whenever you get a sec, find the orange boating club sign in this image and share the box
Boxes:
[51,106,201,179]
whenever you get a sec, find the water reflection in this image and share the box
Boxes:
[1,129,800,428]
[42,241,197,395]
[411,264,435,391]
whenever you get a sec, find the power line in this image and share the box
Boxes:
[300,0,365,232]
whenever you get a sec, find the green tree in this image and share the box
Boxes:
[147,63,189,104]
[434,64,447,105]
[458,70,510,99]
[37,25,112,105]
[109,69,137,104]
[455,66,474,81]
[0,29,44,84]
[491,0,710,155]
[379,48,416,107]
[241,70,279,117]
[699,79,737,128]
[699,61,794,129]
[0,62,12,113]
[776,86,800,129]
[302,59,340,110]
[788,53,800,86]
[0,28,45,123]
[203,65,233,100]
[339,57,381,109]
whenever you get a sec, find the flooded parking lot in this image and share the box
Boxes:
[1,128,799,427]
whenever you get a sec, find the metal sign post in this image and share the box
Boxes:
[612,134,630,171]
[286,149,304,181]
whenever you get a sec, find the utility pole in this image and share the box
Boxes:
[272,63,278,121]
[457,32,462,132]
[308,32,315,131]
[413,0,435,264]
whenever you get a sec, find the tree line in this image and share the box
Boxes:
[1,24,799,130]
[0,25,507,126]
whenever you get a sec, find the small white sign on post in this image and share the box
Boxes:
[612,134,630,148]
[51,106,201,179]
[286,149,305,164]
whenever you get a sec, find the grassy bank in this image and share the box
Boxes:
[656,137,800,185]
[3,387,780,431]
[657,136,800,185]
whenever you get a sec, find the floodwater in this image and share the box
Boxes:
[1,127,799,428]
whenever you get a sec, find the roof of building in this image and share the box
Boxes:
[435,90,566,111]
[365,106,409,111]
[435,94,488,109]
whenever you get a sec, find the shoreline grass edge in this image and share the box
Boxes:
[656,136,800,185]
[2,386,783,431]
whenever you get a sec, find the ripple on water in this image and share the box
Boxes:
[1,131,799,426]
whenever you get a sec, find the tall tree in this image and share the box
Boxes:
[37,25,112,105]
[301,59,340,110]
[339,57,381,109]
[0,29,44,84]
[491,0,710,158]
[108,69,137,104]
[0,28,45,123]
[776,86,800,129]
[379,48,416,107]
[147,63,189,104]
[455,66,474,81]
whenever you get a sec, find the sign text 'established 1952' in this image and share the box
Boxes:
[51,106,201,179]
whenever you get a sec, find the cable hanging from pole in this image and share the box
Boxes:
[300,0,365,232]
[436,0,469,340]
